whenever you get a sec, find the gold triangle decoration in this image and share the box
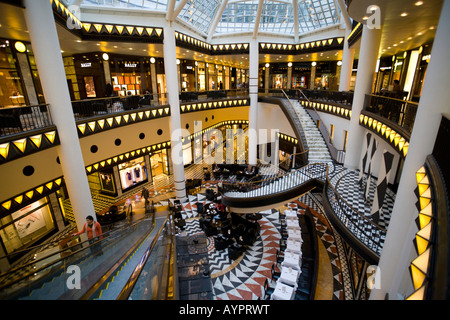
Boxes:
[45,131,56,144]
[30,135,42,149]
[13,138,27,153]
[0,142,9,159]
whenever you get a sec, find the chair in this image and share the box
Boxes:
[263,278,274,300]
[276,249,284,266]
[271,263,281,281]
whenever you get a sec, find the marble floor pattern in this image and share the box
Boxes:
[173,190,352,300]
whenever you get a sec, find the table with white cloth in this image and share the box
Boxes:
[286,218,301,230]
[279,266,301,289]
[286,239,302,254]
[284,210,298,220]
[287,228,303,241]
[282,250,301,270]
[271,281,295,300]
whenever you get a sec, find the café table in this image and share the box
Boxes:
[288,228,303,241]
[279,266,300,289]
[271,281,295,300]
[282,250,301,270]
[286,239,302,254]
[284,210,298,220]
[286,218,301,230]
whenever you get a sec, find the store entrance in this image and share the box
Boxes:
[150,150,169,182]
[118,156,148,191]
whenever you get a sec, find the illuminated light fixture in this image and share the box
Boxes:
[418,202,433,229]
[328,39,333,45]
[150,57,156,64]
[406,284,427,300]
[131,113,136,121]
[105,25,114,33]
[152,109,157,117]
[2,200,11,211]
[45,181,53,190]
[97,119,105,129]
[337,61,342,66]
[403,142,409,156]
[410,247,431,289]
[107,159,112,165]
[14,195,23,204]
[389,130,396,142]
[337,38,344,44]
[25,190,34,199]
[136,27,144,35]
[93,163,99,170]
[15,41,26,53]
[414,1,424,6]
[123,114,129,123]
[0,143,9,159]
[83,23,91,32]
[45,131,56,144]
[102,53,109,61]
[385,127,391,139]
[287,62,293,67]
[94,24,103,33]
[311,61,317,67]
[126,26,134,34]
[376,121,382,132]
[13,138,27,153]
[265,63,270,68]
[300,44,304,49]
[116,25,124,34]
[364,115,369,125]
[115,116,122,125]
[155,28,163,36]
[85,167,91,174]
[138,112,144,119]
[145,110,151,118]
[88,121,96,132]
[30,135,42,148]
[176,59,180,65]
[398,137,406,151]
[415,222,432,255]
[77,123,86,135]
[400,12,408,17]
[394,133,401,146]
[146,28,153,35]
[158,108,164,115]
[35,186,44,194]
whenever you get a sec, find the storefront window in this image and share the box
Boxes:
[118,156,148,191]
[0,39,27,107]
[208,63,216,90]
[0,197,56,255]
[197,62,206,92]
[180,60,195,92]
[224,66,230,90]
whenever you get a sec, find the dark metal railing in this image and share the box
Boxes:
[363,94,418,133]
[0,104,53,137]
[222,162,328,198]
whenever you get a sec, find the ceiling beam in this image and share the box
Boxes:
[166,0,177,22]
[207,0,229,42]
[171,0,189,22]
[335,0,352,30]
[293,0,299,42]
[253,0,264,39]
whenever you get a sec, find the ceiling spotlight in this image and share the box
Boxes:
[14,41,26,53]
[400,12,408,17]
[287,62,293,67]
[337,61,342,66]
[102,53,109,61]
[265,63,270,68]
[150,57,156,64]
[311,61,317,67]
[415,1,424,6]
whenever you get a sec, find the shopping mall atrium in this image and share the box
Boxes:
[0,0,448,301]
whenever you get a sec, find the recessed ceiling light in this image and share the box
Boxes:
[96,43,100,46]
[417,32,423,36]
[400,12,408,17]
[362,16,369,20]
[429,26,435,30]
[76,40,82,43]
[415,1,424,6]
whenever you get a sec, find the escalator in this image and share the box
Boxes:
[0,212,177,300]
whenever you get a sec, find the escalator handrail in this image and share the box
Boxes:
[0,218,148,290]
[116,214,171,300]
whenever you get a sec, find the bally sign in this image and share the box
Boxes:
[125,63,137,68]
[81,62,92,68]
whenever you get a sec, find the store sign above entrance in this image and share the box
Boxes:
[125,63,137,68]
[81,62,92,68]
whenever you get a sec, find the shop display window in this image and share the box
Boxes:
[0,197,56,255]
[118,157,148,190]
[0,40,27,107]
[112,74,142,96]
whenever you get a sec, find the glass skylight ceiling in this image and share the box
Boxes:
[80,0,340,38]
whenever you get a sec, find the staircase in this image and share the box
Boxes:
[291,100,332,163]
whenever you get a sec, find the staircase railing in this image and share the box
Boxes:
[296,89,346,164]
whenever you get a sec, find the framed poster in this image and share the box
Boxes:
[84,76,96,97]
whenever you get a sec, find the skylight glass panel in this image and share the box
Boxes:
[82,0,168,11]
[178,0,220,34]
[259,1,295,34]
[215,1,259,34]
[298,0,339,33]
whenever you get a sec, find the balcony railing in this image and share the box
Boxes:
[0,104,53,137]
[363,94,418,134]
